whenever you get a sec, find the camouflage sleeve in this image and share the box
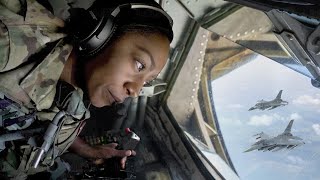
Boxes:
[0,0,22,14]
[0,0,66,72]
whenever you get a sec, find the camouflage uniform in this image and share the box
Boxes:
[0,0,89,178]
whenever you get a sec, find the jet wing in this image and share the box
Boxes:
[254,132,270,140]
[272,145,287,152]
[268,105,280,110]
[289,136,303,140]
[260,106,271,110]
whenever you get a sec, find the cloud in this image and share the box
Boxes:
[226,104,244,109]
[312,124,320,136]
[248,114,274,126]
[220,117,242,126]
[247,113,302,127]
[287,156,307,165]
[262,160,306,174]
[272,113,286,121]
[293,94,320,106]
[289,113,302,121]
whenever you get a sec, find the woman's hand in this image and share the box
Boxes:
[91,143,136,169]
[70,137,136,169]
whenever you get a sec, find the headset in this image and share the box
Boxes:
[69,3,173,57]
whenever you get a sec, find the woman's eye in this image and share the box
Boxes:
[136,60,145,72]
[144,81,150,86]
[144,79,154,86]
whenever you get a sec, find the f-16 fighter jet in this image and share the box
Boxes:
[244,120,304,152]
[249,90,288,111]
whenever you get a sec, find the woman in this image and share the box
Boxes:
[0,0,173,178]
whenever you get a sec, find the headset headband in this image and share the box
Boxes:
[76,3,173,56]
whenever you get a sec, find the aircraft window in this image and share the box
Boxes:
[210,40,320,179]
[166,20,319,179]
[165,2,320,178]
[200,5,320,179]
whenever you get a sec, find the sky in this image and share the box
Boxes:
[210,55,320,180]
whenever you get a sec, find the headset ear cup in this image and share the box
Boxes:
[67,8,98,44]
[84,23,118,57]
[74,8,119,57]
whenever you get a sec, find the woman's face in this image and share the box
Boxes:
[84,32,170,107]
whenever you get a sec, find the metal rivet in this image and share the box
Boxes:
[200,51,203,54]
[195,74,198,77]
[194,81,197,84]
[237,33,240,37]
[190,102,193,106]
[230,35,233,39]
[244,31,248,35]
[286,34,293,41]
[194,67,198,70]
[202,35,206,38]
[251,29,255,33]
[192,88,196,92]
[191,95,194,98]
[198,58,201,61]
[200,43,204,46]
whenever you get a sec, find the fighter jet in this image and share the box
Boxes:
[248,90,288,111]
[244,120,304,152]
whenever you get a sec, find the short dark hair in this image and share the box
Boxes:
[90,0,173,42]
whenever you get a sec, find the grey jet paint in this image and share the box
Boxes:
[249,90,288,111]
[244,120,304,152]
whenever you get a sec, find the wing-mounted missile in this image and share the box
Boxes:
[268,105,280,110]
[267,145,278,151]
[287,145,297,149]
[272,145,287,152]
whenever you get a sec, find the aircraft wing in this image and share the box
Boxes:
[260,105,271,110]
[268,105,280,110]
[255,132,270,140]
[272,145,287,152]
[289,136,303,140]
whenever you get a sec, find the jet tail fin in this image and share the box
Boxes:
[275,90,283,99]
[284,120,294,134]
